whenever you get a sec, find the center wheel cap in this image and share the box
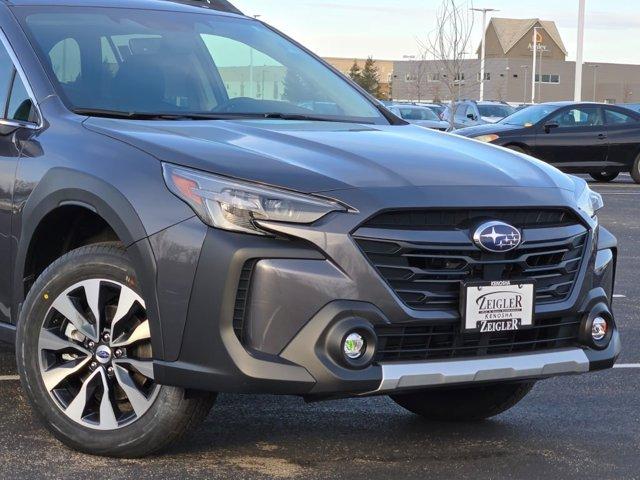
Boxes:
[95,345,113,364]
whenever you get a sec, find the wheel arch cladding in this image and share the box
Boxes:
[14,168,167,360]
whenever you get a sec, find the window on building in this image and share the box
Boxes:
[476,72,490,81]
[427,72,440,82]
[405,73,417,82]
[535,74,560,84]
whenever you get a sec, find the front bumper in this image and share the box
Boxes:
[148,186,620,398]
[376,330,621,393]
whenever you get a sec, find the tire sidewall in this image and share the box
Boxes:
[632,155,640,184]
[15,245,185,455]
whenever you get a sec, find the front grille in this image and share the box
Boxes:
[354,209,588,311]
[374,317,582,362]
[362,208,577,231]
[233,259,258,343]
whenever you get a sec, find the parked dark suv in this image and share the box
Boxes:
[0,0,619,458]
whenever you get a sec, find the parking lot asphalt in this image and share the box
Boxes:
[0,175,638,480]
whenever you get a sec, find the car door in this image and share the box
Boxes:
[0,36,34,325]
[455,103,476,128]
[533,105,608,172]
[604,107,640,171]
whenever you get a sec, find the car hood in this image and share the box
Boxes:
[84,118,574,193]
[455,122,526,138]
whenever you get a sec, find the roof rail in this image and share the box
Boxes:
[163,0,243,15]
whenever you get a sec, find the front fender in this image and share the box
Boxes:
[12,167,187,360]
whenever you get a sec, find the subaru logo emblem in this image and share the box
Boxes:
[95,345,112,364]
[473,221,522,253]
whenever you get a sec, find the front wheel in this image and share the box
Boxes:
[390,382,535,422]
[16,243,215,457]
[590,171,619,182]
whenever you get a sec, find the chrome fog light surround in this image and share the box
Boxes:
[325,319,377,370]
[579,304,614,351]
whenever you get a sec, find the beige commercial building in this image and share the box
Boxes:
[393,18,640,104]
[324,57,394,99]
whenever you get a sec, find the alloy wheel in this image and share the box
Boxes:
[37,279,158,430]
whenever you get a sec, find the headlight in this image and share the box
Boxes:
[576,185,604,218]
[473,134,500,143]
[163,164,346,235]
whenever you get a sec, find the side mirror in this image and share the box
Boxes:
[544,121,559,133]
[0,118,39,136]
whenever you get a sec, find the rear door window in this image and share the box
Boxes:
[605,108,638,125]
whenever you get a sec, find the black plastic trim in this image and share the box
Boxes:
[0,322,15,344]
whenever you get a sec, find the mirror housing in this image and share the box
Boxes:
[0,118,39,136]
[544,121,559,133]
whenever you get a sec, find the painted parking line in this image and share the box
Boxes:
[614,364,640,369]
[599,192,640,195]
[0,375,18,381]
[613,294,627,298]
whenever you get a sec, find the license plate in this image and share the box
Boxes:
[461,281,535,333]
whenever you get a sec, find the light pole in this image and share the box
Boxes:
[403,55,416,101]
[471,8,499,102]
[249,14,261,98]
[502,65,510,102]
[592,64,599,101]
[531,26,542,103]
[521,65,529,104]
[574,0,586,101]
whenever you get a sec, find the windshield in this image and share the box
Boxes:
[18,7,385,123]
[477,104,516,119]
[396,107,440,121]
[500,104,562,127]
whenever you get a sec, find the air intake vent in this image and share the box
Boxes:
[233,259,257,343]
[362,208,579,231]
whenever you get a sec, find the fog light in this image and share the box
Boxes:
[592,317,608,341]
[343,332,365,359]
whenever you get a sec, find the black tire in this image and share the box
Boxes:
[632,154,640,184]
[16,243,216,458]
[589,171,619,182]
[390,382,535,422]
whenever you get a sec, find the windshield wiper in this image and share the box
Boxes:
[72,108,244,121]
[73,108,365,124]
[261,112,346,122]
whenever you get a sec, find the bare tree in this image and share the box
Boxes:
[418,0,477,128]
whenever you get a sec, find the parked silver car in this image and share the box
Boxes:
[388,105,450,131]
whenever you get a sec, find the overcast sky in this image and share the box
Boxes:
[232,0,640,64]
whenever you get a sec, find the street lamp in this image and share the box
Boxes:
[574,0,586,101]
[521,65,529,104]
[249,14,261,98]
[531,26,543,103]
[592,64,599,101]
[471,8,499,102]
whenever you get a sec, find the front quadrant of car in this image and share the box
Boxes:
[2,0,620,458]
[153,179,620,401]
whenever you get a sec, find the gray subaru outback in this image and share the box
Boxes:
[0,0,619,457]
